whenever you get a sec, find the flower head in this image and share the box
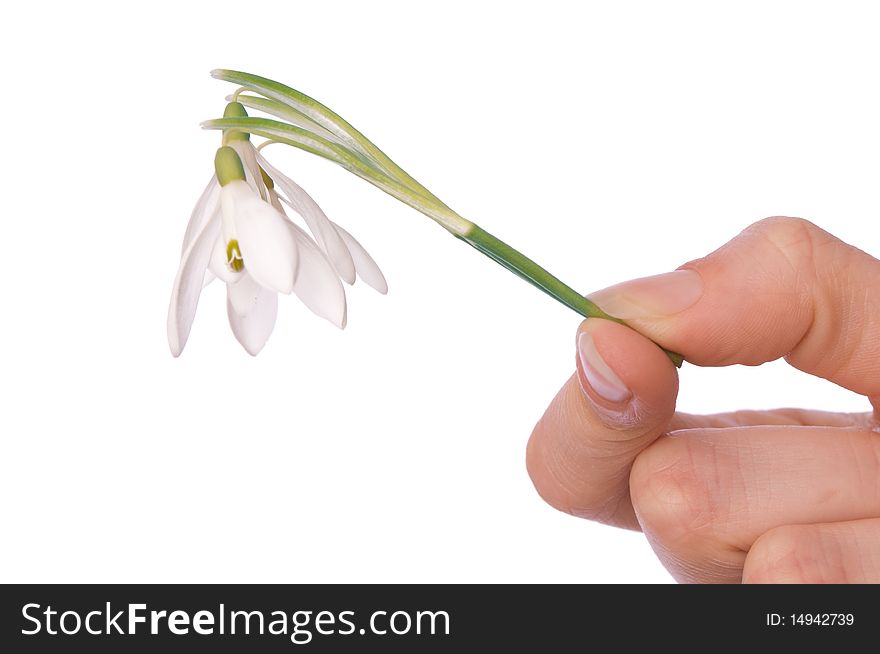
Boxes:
[168,103,386,356]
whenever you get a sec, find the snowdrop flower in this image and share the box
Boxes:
[185,71,681,366]
[168,103,386,356]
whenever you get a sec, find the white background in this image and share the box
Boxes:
[1,1,878,583]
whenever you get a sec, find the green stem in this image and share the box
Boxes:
[461,226,616,320]
[461,226,684,367]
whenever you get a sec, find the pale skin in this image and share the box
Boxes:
[527,217,880,583]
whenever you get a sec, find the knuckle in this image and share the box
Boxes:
[629,437,716,545]
[748,216,820,274]
[525,421,569,513]
[526,417,593,516]
[751,215,816,240]
[527,404,643,529]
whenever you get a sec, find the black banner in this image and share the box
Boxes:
[1,584,876,651]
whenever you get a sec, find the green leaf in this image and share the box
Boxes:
[202,116,473,235]
[212,69,448,209]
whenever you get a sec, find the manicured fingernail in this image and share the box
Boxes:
[577,331,631,404]
[587,270,704,320]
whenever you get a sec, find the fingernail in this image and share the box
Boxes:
[588,269,704,320]
[577,331,631,404]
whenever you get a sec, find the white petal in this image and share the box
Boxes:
[182,176,220,256]
[222,180,298,294]
[289,222,347,329]
[257,153,356,284]
[202,269,217,288]
[226,278,278,356]
[332,223,388,294]
[208,234,244,284]
[226,272,264,317]
[167,211,220,356]
[229,140,268,202]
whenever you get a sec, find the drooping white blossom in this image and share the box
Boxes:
[168,116,386,356]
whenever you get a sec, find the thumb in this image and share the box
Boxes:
[588,217,880,397]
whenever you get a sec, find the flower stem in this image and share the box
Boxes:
[460,225,684,367]
[461,226,615,320]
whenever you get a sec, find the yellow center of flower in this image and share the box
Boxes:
[226,240,244,272]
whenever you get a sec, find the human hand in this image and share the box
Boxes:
[527,217,880,583]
